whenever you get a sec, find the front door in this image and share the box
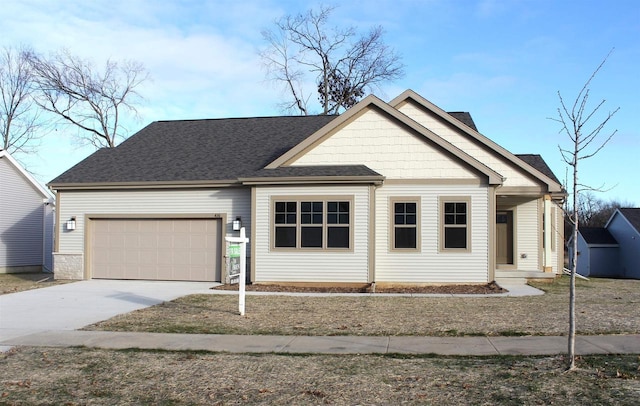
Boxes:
[496,211,514,265]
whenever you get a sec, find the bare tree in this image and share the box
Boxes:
[27,49,148,148]
[575,193,631,227]
[553,50,619,370]
[0,46,43,154]
[261,5,404,115]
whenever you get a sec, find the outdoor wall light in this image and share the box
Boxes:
[66,216,76,231]
[232,216,242,231]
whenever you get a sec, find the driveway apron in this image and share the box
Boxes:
[0,280,216,342]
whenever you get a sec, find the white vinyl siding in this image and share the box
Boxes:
[398,102,540,188]
[514,198,540,271]
[0,157,48,269]
[375,184,490,283]
[254,185,369,283]
[291,108,479,180]
[57,188,251,254]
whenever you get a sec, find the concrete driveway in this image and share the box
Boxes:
[0,280,217,344]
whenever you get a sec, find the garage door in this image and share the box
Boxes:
[90,218,221,281]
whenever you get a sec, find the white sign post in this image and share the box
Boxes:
[225,227,249,316]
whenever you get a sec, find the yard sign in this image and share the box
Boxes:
[225,227,249,316]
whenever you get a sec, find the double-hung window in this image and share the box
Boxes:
[391,197,420,251]
[273,197,352,250]
[440,197,471,251]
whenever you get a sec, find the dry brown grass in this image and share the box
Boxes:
[0,273,71,295]
[86,277,640,337]
[1,347,639,405]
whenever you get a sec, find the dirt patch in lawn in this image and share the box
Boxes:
[0,273,72,295]
[213,281,506,294]
[1,347,638,405]
[86,277,640,337]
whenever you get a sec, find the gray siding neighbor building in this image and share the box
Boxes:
[0,150,55,273]
[606,209,640,279]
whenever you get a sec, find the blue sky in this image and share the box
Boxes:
[4,0,639,204]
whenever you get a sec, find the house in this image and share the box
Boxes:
[604,208,640,278]
[569,209,640,279]
[569,227,620,277]
[48,90,565,286]
[0,150,55,273]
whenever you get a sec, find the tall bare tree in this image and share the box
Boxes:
[27,49,148,148]
[0,46,43,154]
[261,5,404,115]
[553,50,619,370]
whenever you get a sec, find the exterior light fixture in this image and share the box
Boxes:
[232,216,242,231]
[66,216,76,231]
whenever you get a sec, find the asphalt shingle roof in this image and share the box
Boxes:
[448,112,478,131]
[515,154,561,184]
[579,227,618,245]
[50,115,341,185]
[619,208,640,234]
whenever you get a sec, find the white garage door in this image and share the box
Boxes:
[90,218,221,281]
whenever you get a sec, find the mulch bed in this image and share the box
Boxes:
[212,281,507,294]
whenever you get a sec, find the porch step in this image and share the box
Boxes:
[495,270,557,281]
[495,277,527,286]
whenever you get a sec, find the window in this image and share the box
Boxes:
[440,197,470,251]
[301,201,323,247]
[274,201,297,247]
[272,197,352,250]
[391,197,420,251]
[327,201,350,248]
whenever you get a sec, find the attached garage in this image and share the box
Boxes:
[89,217,222,282]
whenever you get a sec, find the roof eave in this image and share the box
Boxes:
[49,179,241,191]
[239,175,385,186]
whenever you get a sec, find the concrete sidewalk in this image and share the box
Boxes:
[2,330,639,356]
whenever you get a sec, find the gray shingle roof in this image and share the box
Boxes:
[579,227,618,245]
[619,208,640,233]
[50,115,341,185]
[515,154,561,184]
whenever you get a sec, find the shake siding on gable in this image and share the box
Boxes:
[291,108,478,180]
[375,184,490,283]
[253,185,370,283]
[57,188,251,254]
[0,157,46,269]
[397,102,539,188]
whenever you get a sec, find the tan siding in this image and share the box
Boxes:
[514,198,540,271]
[398,103,540,188]
[375,183,490,283]
[292,108,478,180]
[57,188,250,254]
[254,185,370,283]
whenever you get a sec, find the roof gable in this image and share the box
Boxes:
[389,89,563,193]
[0,150,54,202]
[266,94,503,185]
[609,208,640,234]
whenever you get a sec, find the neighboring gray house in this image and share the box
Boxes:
[569,227,620,278]
[605,208,640,279]
[0,150,55,273]
[570,209,640,279]
[48,90,565,286]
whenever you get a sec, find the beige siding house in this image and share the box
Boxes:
[48,90,565,286]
